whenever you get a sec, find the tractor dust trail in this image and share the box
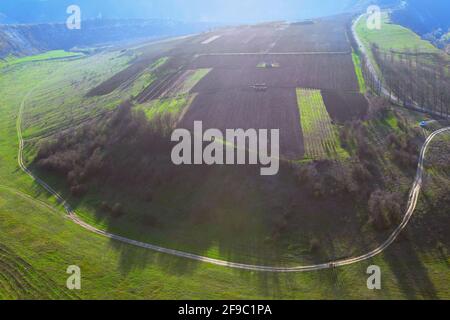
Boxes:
[15,77,450,274]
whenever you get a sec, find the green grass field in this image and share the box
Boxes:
[0,51,448,299]
[132,67,207,121]
[134,67,209,121]
[129,57,169,97]
[18,53,139,141]
[0,50,83,69]
[179,68,211,94]
[355,13,439,55]
[355,12,448,81]
[352,51,367,94]
[136,94,196,120]
[297,89,349,160]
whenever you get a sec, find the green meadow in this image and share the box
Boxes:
[0,50,448,300]
[355,13,439,55]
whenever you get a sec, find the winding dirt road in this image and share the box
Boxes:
[15,87,450,272]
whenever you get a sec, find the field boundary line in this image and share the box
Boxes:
[0,185,64,217]
[14,74,450,273]
[197,51,351,57]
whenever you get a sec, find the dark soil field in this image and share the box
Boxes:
[179,87,304,159]
[322,90,369,123]
[85,14,368,160]
[270,16,351,53]
[88,14,359,95]
[4,4,448,300]
[176,15,351,54]
[190,54,359,92]
[26,13,435,273]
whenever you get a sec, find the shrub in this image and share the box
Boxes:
[309,237,320,253]
[100,201,111,212]
[368,190,403,230]
[142,215,158,227]
[35,102,174,193]
[111,203,124,218]
[70,184,87,197]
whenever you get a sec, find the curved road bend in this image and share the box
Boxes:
[15,72,450,274]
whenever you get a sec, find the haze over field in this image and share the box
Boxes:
[0,0,448,302]
[0,0,388,24]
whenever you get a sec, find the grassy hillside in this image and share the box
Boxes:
[0,47,449,300]
[355,11,445,75]
[0,50,83,69]
[355,12,440,55]
[355,11,450,117]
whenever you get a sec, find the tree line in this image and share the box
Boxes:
[368,45,450,118]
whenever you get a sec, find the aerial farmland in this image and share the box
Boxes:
[0,0,449,302]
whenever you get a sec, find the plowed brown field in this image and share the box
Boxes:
[179,87,304,159]
[90,14,368,160]
[190,54,359,92]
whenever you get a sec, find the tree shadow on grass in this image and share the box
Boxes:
[383,234,438,300]
[30,164,381,270]
[24,164,442,300]
[26,158,436,301]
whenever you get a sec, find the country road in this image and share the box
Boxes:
[352,13,449,119]
[197,51,351,56]
[14,86,450,272]
[352,14,389,99]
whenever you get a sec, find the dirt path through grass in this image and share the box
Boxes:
[15,80,450,272]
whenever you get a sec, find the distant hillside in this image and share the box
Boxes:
[0,12,16,24]
[350,0,450,52]
[350,0,399,10]
[391,0,450,34]
[0,19,214,58]
[0,0,398,25]
[1,1,448,58]
[390,0,450,51]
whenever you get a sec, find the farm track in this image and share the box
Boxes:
[197,51,351,56]
[15,84,450,272]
